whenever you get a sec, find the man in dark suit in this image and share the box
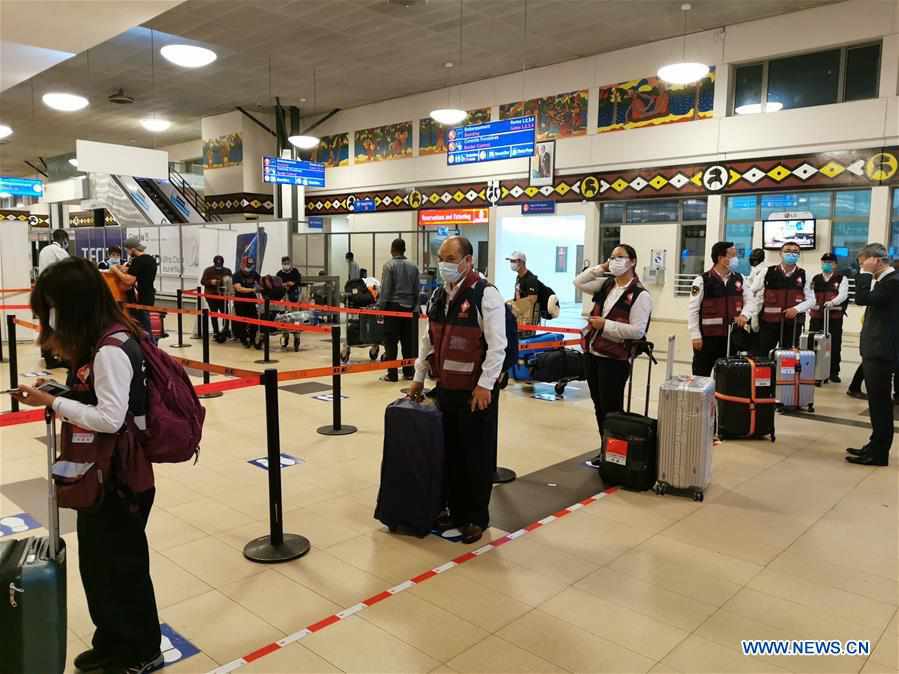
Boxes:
[847,243,899,466]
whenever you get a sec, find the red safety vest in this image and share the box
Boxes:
[761,265,807,324]
[583,277,648,360]
[809,272,845,321]
[699,269,745,338]
[427,271,489,391]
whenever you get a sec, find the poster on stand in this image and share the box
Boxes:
[530,140,555,187]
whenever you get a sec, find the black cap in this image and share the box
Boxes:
[821,252,837,262]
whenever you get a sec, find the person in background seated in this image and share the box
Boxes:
[752,242,815,355]
[809,252,849,383]
[377,238,420,383]
[232,256,261,348]
[575,245,653,469]
[409,236,506,544]
[201,255,232,342]
[846,243,899,466]
[277,256,302,303]
[13,257,162,674]
[687,241,755,376]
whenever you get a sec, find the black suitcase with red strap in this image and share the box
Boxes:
[714,326,776,441]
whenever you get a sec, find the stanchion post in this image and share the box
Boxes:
[197,308,222,400]
[192,285,202,339]
[7,316,18,412]
[244,368,310,563]
[254,298,278,365]
[0,313,4,363]
[171,288,190,349]
[317,324,357,436]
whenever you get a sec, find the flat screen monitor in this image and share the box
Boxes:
[762,218,816,250]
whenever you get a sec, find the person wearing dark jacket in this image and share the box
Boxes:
[377,239,420,382]
[846,243,899,466]
[201,255,232,341]
[506,251,557,320]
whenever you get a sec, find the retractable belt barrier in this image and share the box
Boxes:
[186,290,418,319]
[14,318,39,332]
[0,304,32,311]
[518,338,582,354]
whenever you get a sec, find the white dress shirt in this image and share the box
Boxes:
[750,264,817,316]
[746,264,767,332]
[816,272,850,308]
[38,242,69,274]
[51,346,133,433]
[414,282,508,390]
[574,266,653,357]
[686,268,756,340]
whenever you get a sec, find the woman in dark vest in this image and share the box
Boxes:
[574,245,653,469]
[13,257,162,674]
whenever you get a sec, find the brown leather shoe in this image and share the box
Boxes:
[459,523,483,545]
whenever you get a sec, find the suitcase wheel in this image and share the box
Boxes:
[807,404,814,413]
[815,381,821,387]
[693,490,704,502]
[653,482,668,496]
[554,382,566,396]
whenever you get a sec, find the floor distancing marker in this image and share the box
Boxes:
[206,487,617,674]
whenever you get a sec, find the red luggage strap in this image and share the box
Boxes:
[714,358,776,436]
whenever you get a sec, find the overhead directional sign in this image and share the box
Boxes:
[0,177,44,197]
[446,116,536,166]
[263,156,326,188]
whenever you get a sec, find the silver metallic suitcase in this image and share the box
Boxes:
[655,336,715,502]
[799,310,831,385]
[772,348,816,411]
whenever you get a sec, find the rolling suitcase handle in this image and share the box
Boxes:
[625,340,655,417]
[44,407,61,561]
[666,335,675,381]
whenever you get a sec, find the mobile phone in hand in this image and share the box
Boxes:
[36,380,70,396]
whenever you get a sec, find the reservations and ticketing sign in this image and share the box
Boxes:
[446,116,536,166]
[418,208,489,226]
[262,156,326,188]
[0,176,44,197]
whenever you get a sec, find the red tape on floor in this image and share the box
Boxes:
[205,487,619,674]
[0,408,44,427]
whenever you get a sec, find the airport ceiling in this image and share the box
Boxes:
[0,0,842,177]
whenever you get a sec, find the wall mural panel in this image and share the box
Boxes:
[203,132,243,169]
[419,108,491,156]
[597,68,715,133]
[313,133,350,167]
[499,90,588,141]
[354,122,413,163]
[305,146,899,216]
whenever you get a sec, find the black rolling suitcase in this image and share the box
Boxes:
[714,325,776,441]
[0,409,67,674]
[599,342,658,492]
[533,348,585,383]
[375,398,445,537]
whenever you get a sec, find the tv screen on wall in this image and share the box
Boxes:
[762,218,816,250]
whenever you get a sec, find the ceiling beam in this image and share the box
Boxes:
[302,108,341,135]
[236,106,276,137]
[24,160,48,178]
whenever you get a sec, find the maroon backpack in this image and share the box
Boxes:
[137,332,206,463]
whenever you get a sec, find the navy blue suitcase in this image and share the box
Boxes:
[509,332,564,381]
[0,410,67,674]
[375,399,445,537]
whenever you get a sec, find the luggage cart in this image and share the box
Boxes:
[340,310,383,363]
[498,332,564,391]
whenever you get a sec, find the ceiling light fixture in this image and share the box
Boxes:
[288,134,320,150]
[0,125,12,139]
[657,4,709,86]
[160,44,217,68]
[42,92,89,112]
[68,158,78,167]
[430,1,467,128]
[141,117,171,132]
[735,101,783,115]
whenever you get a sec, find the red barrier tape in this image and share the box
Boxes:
[171,356,261,379]
[194,377,260,395]
[276,358,417,383]
[0,304,31,311]
[13,319,39,332]
[206,310,331,334]
[518,338,582,354]
[517,323,583,335]
[0,288,32,293]
[191,291,418,319]
[124,303,200,317]
[0,409,44,428]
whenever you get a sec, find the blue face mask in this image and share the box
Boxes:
[783,253,799,266]
[821,262,834,273]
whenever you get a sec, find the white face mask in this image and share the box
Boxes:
[282,264,291,272]
[439,261,463,285]
[609,257,631,277]
[108,257,121,266]
[48,307,57,330]
[728,256,740,271]
[509,261,520,272]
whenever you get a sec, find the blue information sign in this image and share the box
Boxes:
[446,116,536,166]
[521,201,556,215]
[308,216,324,230]
[262,156,326,188]
[351,197,376,212]
[0,177,44,197]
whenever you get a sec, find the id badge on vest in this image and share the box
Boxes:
[71,426,95,444]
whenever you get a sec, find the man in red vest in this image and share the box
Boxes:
[409,236,507,544]
[809,252,849,382]
[751,242,816,356]
[687,241,756,376]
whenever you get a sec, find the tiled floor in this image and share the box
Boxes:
[0,317,896,674]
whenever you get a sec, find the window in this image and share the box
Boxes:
[760,191,831,220]
[732,42,881,115]
[832,189,871,273]
[724,223,754,276]
[625,199,678,224]
[680,224,707,276]
[600,202,624,224]
[600,226,621,261]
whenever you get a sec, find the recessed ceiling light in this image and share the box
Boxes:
[0,125,12,139]
[160,44,217,68]
[288,135,320,150]
[444,61,454,69]
[68,158,78,167]
[430,108,468,126]
[42,92,89,111]
[141,117,172,132]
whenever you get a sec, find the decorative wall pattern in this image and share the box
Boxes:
[313,133,350,167]
[597,68,715,133]
[305,145,899,216]
[419,108,491,156]
[354,122,413,163]
[1,209,48,226]
[206,193,275,215]
[69,210,117,227]
[203,132,243,169]
[499,90,589,141]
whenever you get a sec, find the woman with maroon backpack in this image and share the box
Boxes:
[13,257,164,674]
